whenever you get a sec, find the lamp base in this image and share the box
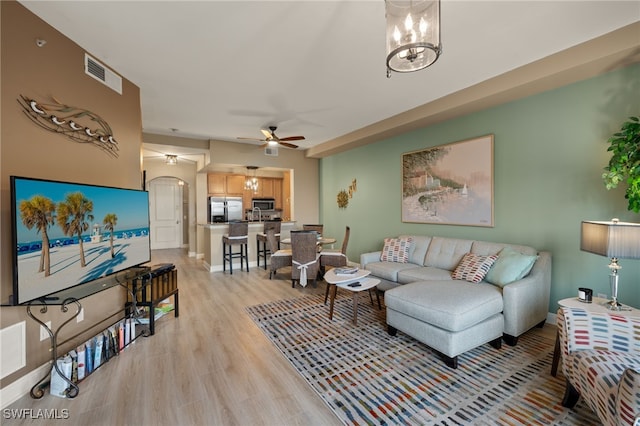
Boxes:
[605,299,631,311]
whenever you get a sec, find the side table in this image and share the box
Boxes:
[324,268,380,325]
[550,297,638,376]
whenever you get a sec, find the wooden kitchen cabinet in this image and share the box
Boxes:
[259,178,274,198]
[208,174,245,196]
[208,174,226,195]
[273,178,283,209]
[226,175,245,195]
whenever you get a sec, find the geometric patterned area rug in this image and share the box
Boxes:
[246,293,602,425]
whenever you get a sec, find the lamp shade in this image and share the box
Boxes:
[580,220,640,259]
[385,0,441,74]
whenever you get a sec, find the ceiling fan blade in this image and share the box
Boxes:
[279,141,299,149]
[237,136,265,141]
[279,136,305,141]
[261,129,273,139]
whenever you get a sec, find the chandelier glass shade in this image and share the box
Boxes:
[385,0,441,76]
[245,166,259,193]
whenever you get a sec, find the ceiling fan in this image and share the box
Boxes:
[237,126,305,149]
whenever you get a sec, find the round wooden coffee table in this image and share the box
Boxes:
[324,268,380,325]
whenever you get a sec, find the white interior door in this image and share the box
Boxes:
[149,177,182,249]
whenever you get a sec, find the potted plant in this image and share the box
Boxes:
[602,116,640,213]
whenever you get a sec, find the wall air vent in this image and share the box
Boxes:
[84,53,122,95]
[265,146,279,157]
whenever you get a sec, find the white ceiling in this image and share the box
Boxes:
[19,1,640,159]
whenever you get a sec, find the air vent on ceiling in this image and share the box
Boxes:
[84,53,122,95]
[265,146,279,157]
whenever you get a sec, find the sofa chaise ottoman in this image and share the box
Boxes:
[361,235,551,368]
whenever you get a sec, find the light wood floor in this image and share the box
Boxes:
[4,248,557,425]
[4,249,339,426]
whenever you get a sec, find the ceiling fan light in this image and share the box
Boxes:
[386,0,441,76]
[267,140,278,147]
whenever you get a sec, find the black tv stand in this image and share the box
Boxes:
[126,264,179,336]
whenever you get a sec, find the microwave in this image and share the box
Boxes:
[252,198,275,210]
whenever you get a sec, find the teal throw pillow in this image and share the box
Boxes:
[485,246,538,287]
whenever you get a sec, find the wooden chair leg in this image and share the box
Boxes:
[562,380,580,408]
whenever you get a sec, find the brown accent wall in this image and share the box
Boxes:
[0,1,142,389]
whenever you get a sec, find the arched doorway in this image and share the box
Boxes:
[149,177,188,249]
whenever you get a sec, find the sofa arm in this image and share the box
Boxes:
[558,307,640,356]
[360,251,382,269]
[502,251,552,338]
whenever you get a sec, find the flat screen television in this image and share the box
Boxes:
[10,176,151,305]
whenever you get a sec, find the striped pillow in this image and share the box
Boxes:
[380,237,412,263]
[452,253,498,283]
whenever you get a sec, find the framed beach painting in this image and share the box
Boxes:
[402,135,494,227]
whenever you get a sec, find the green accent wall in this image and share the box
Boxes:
[320,63,640,312]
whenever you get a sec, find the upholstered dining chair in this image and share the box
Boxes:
[320,226,350,301]
[256,220,281,270]
[266,228,292,279]
[302,224,324,235]
[290,230,320,288]
[222,221,249,274]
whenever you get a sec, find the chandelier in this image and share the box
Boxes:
[385,0,441,77]
[245,166,259,193]
[165,154,178,165]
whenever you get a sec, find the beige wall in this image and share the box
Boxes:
[0,1,142,389]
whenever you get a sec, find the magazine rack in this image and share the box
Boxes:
[26,264,178,399]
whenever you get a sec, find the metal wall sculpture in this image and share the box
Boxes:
[18,95,119,158]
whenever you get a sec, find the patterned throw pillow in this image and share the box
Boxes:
[452,253,498,283]
[380,237,412,263]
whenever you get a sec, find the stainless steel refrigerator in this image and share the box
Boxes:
[209,196,243,223]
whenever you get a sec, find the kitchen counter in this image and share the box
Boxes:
[199,221,297,272]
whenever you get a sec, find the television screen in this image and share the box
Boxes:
[10,176,151,305]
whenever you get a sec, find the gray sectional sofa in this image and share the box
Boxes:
[360,235,551,368]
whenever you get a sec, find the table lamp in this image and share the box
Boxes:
[580,219,640,310]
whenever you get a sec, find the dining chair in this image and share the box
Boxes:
[266,228,292,279]
[302,224,324,235]
[290,230,320,288]
[222,221,249,274]
[320,226,350,301]
[256,220,281,270]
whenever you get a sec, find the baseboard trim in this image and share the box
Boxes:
[0,362,50,409]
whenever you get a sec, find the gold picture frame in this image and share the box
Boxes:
[401,135,494,227]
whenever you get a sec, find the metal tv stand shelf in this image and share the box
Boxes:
[125,263,179,336]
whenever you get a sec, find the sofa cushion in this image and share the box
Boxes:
[452,253,498,283]
[385,281,503,332]
[380,237,412,263]
[400,235,432,265]
[397,266,452,284]
[471,241,537,257]
[365,261,421,282]
[424,237,474,271]
[485,246,538,287]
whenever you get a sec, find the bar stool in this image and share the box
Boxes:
[222,221,249,274]
[256,220,281,270]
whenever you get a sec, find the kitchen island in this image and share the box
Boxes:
[200,221,297,272]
